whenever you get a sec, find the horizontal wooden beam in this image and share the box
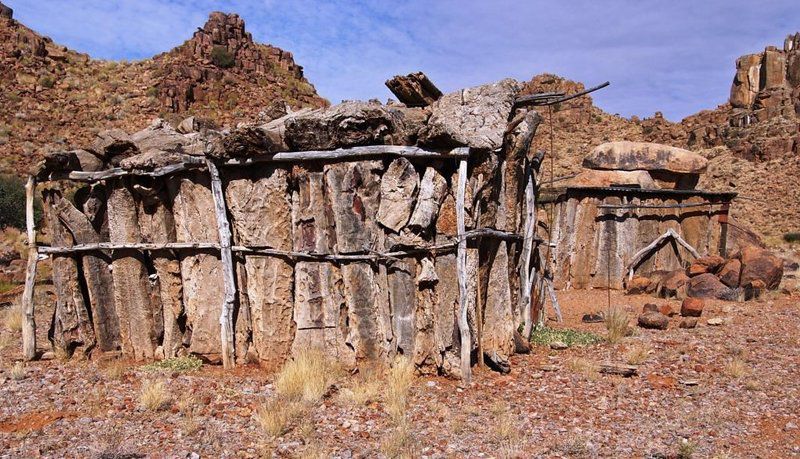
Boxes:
[223,145,470,165]
[36,227,530,261]
[39,146,471,183]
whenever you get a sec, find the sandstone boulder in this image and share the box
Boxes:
[680,297,704,317]
[376,158,419,232]
[565,169,658,189]
[583,141,708,174]
[659,270,689,299]
[687,273,737,300]
[638,312,669,330]
[717,259,741,288]
[686,255,725,277]
[385,72,443,107]
[419,79,519,150]
[739,245,783,290]
[626,275,652,295]
[282,101,416,151]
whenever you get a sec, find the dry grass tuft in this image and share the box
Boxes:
[254,397,307,438]
[625,344,651,365]
[605,307,631,344]
[567,357,599,380]
[9,361,25,380]
[677,438,697,459]
[4,305,23,332]
[0,332,13,350]
[275,349,340,403]
[103,360,127,380]
[339,367,383,406]
[139,379,170,411]
[380,420,417,459]
[724,357,750,379]
[385,356,415,422]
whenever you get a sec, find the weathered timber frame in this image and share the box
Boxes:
[24,144,542,376]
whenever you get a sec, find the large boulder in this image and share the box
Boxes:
[739,246,783,290]
[583,141,708,174]
[717,259,742,288]
[686,255,726,277]
[659,270,689,299]
[564,169,658,189]
[638,312,669,330]
[687,273,738,300]
[418,79,519,150]
[282,101,419,151]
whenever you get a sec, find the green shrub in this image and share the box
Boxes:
[38,75,56,89]
[210,46,235,68]
[783,232,800,243]
[0,174,42,230]
[529,325,602,347]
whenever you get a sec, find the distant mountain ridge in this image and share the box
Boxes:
[0,3,327,174]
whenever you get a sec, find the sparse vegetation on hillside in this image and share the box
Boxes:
[210,46,235,68]
[528,325,602,347]
[0,174,41,230]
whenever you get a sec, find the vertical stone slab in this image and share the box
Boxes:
[136,183,183,358]
[106,180,158,360]
[680,196,708,256]
[290,170,353,367]
[44,191,96,355]
[325,161,393,363]
[225,168,295,369]
[389,262,416,357]
[432,247,460,376]
[481,240,514,361]
[169,172,223,360]
[50,193,119,353]
[634,197,661,275]
[572,197,600,289]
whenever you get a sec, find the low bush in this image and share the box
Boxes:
[529,326,602,347]
[0,174,42,230]
[210,46,235,68]
[783,232,800,243]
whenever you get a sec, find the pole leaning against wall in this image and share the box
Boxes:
[455,158,471,384]
[21,176,38,361]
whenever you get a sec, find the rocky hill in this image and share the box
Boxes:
[0,4,327,174]
[521,33,800,244]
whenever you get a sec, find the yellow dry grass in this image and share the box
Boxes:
[139,379,169,411]
[567,357,599,380]
[380,419,417,459]
[254,397,307,437]
[275,349,340,403]
[625,344,651,365]
[605,307,631,344]
[724,357,750,379]
[4,305,23,332]
[9,361,25,380]
[385,356,414,422]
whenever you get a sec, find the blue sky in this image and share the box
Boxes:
[7,0,799,120]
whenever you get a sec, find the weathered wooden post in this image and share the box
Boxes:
[206,159,236,369]
[21,176,38,361]
[520,159,537,338]
[455,157,471,383]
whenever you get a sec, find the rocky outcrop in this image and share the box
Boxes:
[583,141,708,174]
[419,79,519,150]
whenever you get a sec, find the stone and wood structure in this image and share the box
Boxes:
[22,78,555,380]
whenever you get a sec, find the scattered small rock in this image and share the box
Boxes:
[637,312,669,330]
[581,313,604,323]
[707,317,724,326]
[642,303,659,313]
[679,317,698,329]
[550,341,568,350]
[679,379,699,386]
[680,297,704,317]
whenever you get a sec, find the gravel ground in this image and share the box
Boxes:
[1,287,798,458]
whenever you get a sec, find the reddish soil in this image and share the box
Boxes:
[1,287,798,457]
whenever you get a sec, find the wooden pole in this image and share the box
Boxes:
[205,159,236,369]
[21,176,38,361]
[520,159,537,338]
[455,158,471,384]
